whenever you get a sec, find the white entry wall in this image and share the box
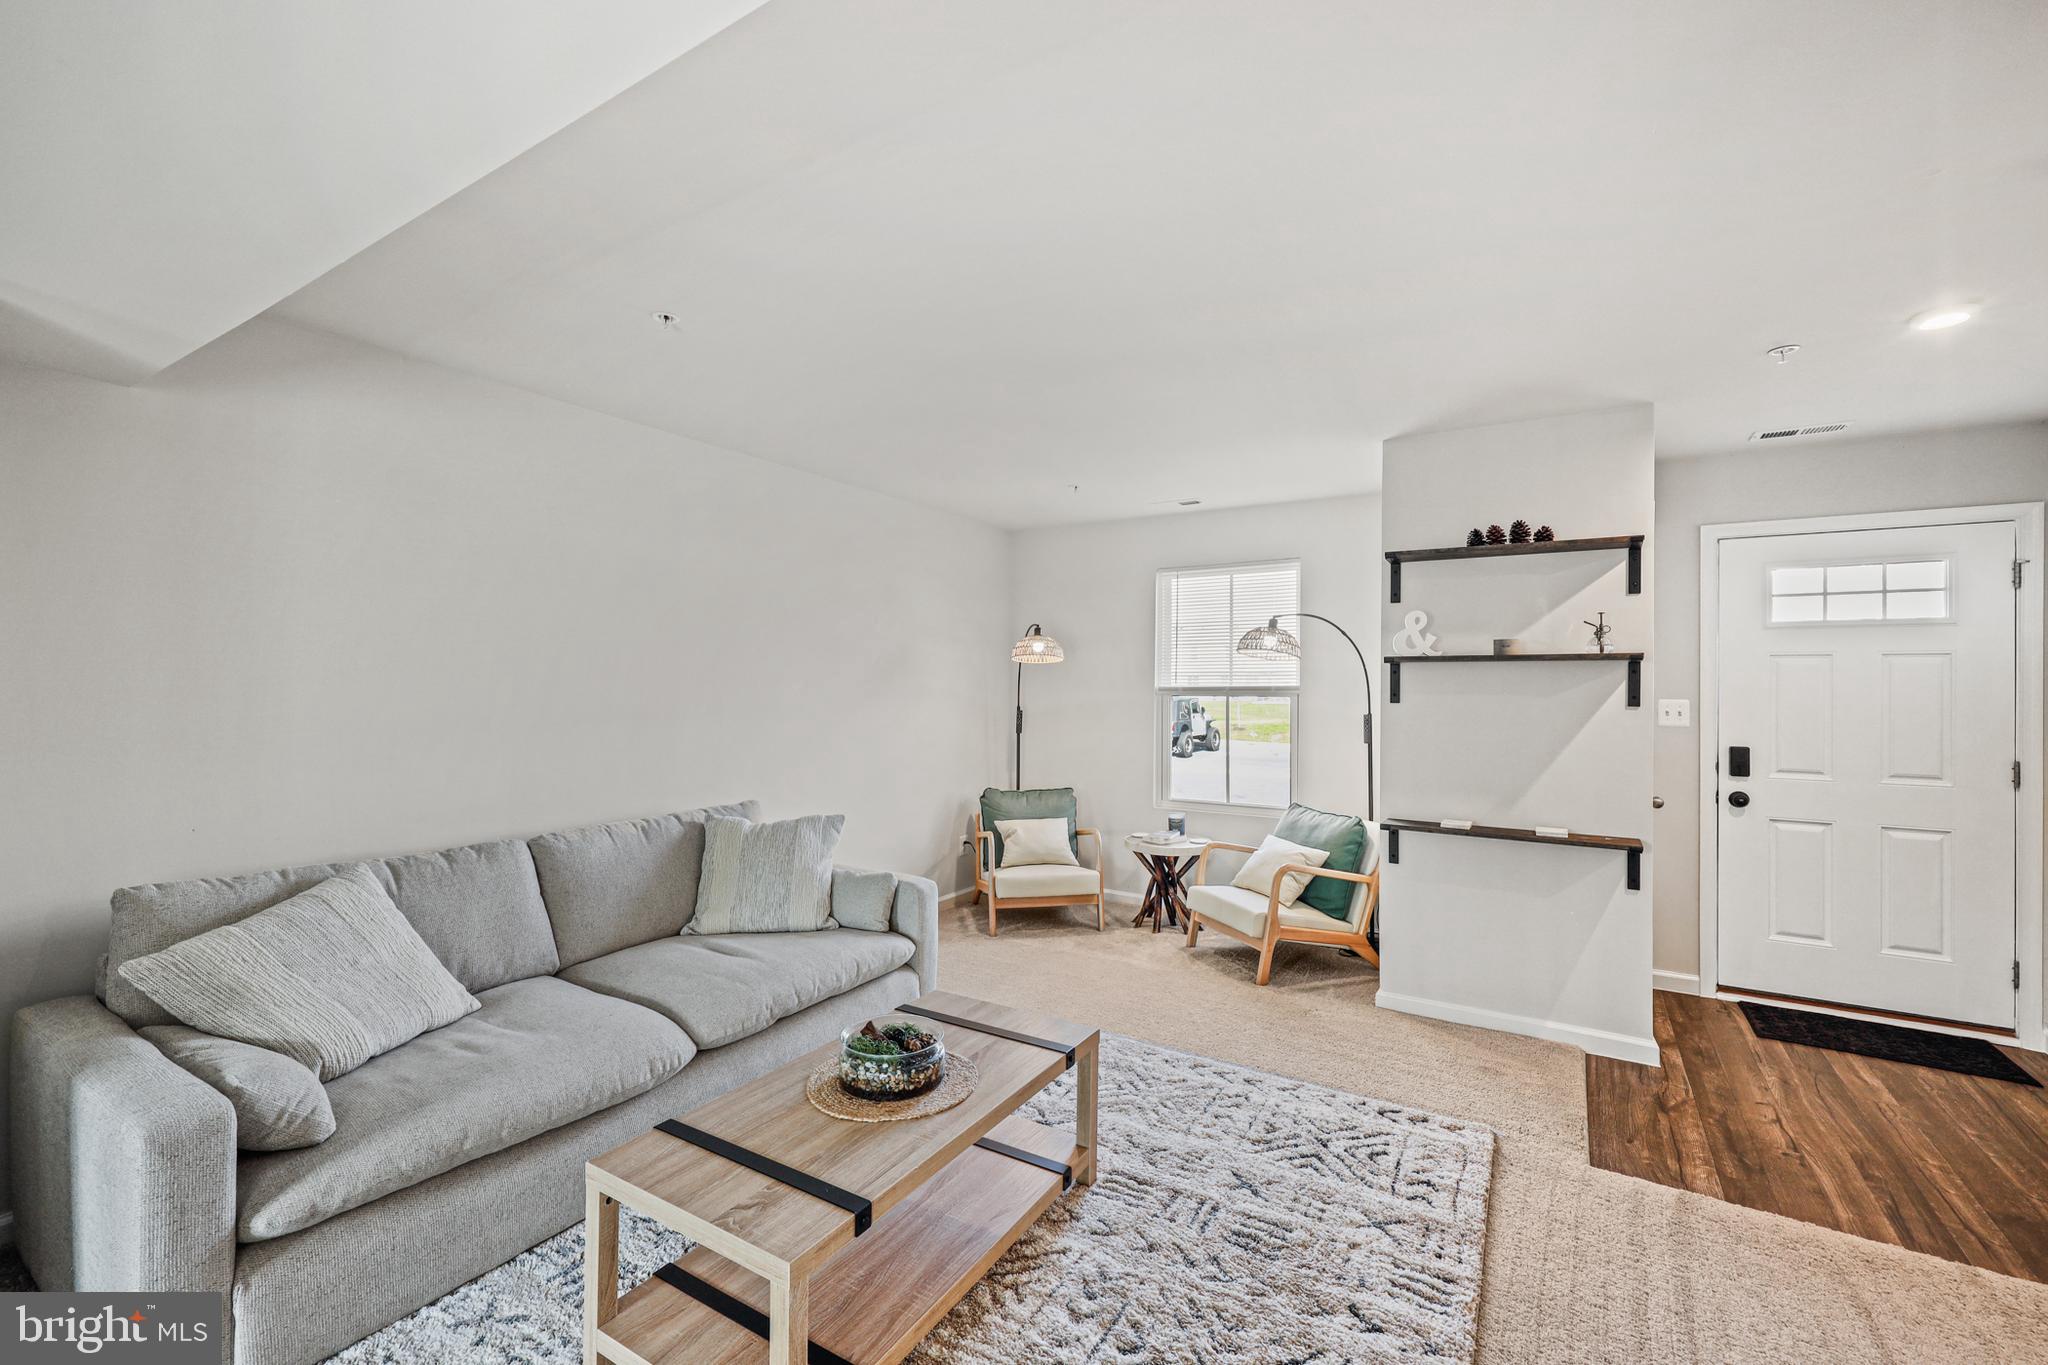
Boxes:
[1377,405,1657,1064]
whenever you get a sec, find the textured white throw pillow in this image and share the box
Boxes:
[1231,835,1330,908]
[690,813,845,933]
[117,866,479,1081]
[996,816,1078,868]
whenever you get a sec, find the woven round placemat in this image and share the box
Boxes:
[805,1052,981,1122]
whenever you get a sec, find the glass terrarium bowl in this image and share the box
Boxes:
[838,1015,946,1101]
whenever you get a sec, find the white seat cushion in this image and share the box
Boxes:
[993,864,1099,899]
[1187,883,1355,938]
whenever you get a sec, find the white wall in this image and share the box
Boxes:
[1652,421,2048,1000]
[0,319,1010,1216]
[1378,406,1657,1064]
[1008,497,1381,896]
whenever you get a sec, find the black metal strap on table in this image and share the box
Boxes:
[650,1264,853,1365]
[898,1003,1077,1071]
[974,1135,1074,1189]
[653,1119,874,1235]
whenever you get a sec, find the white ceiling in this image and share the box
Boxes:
[263,0,2048,528]
[0,0,767,381]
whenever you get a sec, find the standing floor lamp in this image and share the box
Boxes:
[1237,612,1379,950]
[1011,623,1064,789]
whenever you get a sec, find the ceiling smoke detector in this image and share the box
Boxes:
[649,310,681,330]
[1748,423,1851,442]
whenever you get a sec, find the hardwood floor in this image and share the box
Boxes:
[1588,990,2048,1282]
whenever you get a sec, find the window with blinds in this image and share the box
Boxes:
[1154,560,1299,811]
[1154,561,1302,689]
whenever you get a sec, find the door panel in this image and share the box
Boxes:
[1717,521,2016,1028]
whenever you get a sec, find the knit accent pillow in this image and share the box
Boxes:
[118,865,478,1081]
[690,814,845,934]
[142,1024,337,1151]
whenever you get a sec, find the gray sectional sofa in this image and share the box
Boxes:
[8,804,938,1365]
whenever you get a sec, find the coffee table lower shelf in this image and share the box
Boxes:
[596,1115,1078,1365]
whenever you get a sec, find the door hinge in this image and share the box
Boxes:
[2015,760,2023,789]
[2017,960,2024,992]
[2016,559,2028,589]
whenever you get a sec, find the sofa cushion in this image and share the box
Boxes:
[829,867,897,933]
[1189,882,1364,936]
[690,814,844,935]
[992,864,1099,899]
[107,838,559,1028]
[529,802,760,969]
[141,1025,337,1152]
[1273,803,1371,919]
[560,930,915,1049]
[235,976,693,1242]
[120,867,480,1081]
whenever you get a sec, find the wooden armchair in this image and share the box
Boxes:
[973,812,1105,936]
[1183,838,1380,984]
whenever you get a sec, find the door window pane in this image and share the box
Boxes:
[1226,696,1293,808]
[1825,592,1884,621]
[1771,594,1825,623]
[1885,560,1947,591]
[1771,566,1825,594]
[1886,590,1948,620]
[1826,563,1883,593]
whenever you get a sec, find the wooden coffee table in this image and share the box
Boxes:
[583,991,1099,1365]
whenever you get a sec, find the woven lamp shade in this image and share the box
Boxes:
[1235,616,1302,660]
[1012,628,1065,664]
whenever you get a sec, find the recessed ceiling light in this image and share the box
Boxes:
[1909,307,1973,332]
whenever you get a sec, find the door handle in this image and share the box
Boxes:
[1727,790,1750,808]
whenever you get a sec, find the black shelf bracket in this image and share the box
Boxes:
[1626,846,1641,891]
[1388,658,1401,702]
[1389,558,1403,603]
[1627,539,1642,594]
[1627,657,1641,708]
[1386,826,1400,864]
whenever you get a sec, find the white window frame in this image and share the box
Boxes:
[1763,554,1957,627]
[1152,559,1301,815]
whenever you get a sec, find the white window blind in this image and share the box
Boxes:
[1154,561,1301,689]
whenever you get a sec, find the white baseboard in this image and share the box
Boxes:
[1375,990,1661,1067]
[1652,969,1702,995]
[939,886,978,910]
[1105,889,1142,907]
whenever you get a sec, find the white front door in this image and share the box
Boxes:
[1716,521,2018,1028]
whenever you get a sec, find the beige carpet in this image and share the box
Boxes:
[942,905,2048,1363]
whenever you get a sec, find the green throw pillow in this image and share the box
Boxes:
[979,787,1079,866]
[1273,803,1368,920]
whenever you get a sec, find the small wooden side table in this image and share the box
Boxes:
[1124,835,1208,932]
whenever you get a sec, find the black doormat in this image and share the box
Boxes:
[1739,1001,2041,1087]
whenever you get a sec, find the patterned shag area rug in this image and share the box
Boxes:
[331,1035,1496,1364]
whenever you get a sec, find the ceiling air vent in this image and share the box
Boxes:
[1749,423,1851,441]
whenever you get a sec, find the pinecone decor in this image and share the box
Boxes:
[1485,524,1507,545]
[1466,527,1486,547]
[1534,524,1555,542]
[1508,519,1532,544]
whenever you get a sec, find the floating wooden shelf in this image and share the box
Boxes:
[1387,652,1643,706]
[1384,534,1643,602]
[1381,817,1643,890]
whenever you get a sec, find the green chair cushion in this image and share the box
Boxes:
[979,787,1079,866]
[1273,803,1367,920]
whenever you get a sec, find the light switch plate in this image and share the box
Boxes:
[1657,698,1691,728]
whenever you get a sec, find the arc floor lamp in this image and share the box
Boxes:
[1235,613,1375,820]
[1011,623,1064,789]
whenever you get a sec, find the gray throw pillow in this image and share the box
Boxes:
[689,814,844,934]
[830,867,898,933]
[142,1024,336,1151]
[117,865,479,1081]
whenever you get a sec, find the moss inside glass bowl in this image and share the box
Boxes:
[838,1016,946,1100]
